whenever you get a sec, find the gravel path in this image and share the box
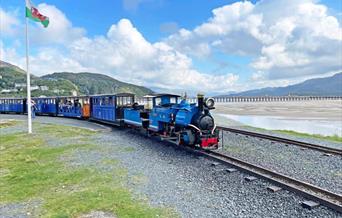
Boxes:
[220,131,342,195]
[1,115,341,217]
[65,129,341,217]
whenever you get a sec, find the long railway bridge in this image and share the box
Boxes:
[190,96,342,103]
[136,96,342,104]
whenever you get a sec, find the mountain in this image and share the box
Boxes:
[41,72,152,97]
[217,73,342,97]
[0,61,153,97]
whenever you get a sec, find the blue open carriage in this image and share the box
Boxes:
[33,97,57,115]
[0,98,25,113]
[57,96,90,118]
[90,93,135,126]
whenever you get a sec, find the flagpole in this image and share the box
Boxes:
[25,17,32,134]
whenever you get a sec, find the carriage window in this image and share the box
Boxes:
[126,97,132,105]
[155,97,161,106]
[170,97,177,104]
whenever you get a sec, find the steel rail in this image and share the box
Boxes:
[217,126,342,156]
[196,150,342,213]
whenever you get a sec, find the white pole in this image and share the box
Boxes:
[25,17,32,134]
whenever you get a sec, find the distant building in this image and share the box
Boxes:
[53,89,65,94]
[40,86,49,91]
[1,89,11,93]
[30,86,39,91]
[0,75,2,79]
[15,83,26,88]
[72,90,77,96]
[1,88,18,93]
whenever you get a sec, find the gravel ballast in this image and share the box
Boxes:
[1,114,341,217]
[212,112,342,150]
[220,131,342,195]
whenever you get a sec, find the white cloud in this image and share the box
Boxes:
[1,7,239,93]
[68,19,239,91]
[1,0,341,94]
[166,0,342,80]
[0,8,20,36]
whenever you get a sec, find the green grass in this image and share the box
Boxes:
[274,130,342,143]
[245,126,342,143]
[0,123,177,217]
[0,120,19,128]
[34,123,98,138]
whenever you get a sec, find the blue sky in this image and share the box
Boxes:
[1,0,341,93]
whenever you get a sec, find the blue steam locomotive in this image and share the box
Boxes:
[0,93,219,149]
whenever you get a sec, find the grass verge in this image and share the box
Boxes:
[0,119,19,128]
[274,129,342,143]
[0,122,176,217]
[245,126,342,143]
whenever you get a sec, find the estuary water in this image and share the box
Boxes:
[218,114,342,137]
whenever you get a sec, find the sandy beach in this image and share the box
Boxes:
[214,100,342,120]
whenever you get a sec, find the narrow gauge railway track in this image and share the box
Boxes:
[2,114,341,213]
[217,126,342,156]
[195,149,342,213]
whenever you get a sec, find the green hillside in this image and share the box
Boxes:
[42,72,152,97]
[0,61,153,97]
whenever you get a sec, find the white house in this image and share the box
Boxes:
[30,86,39,91]
[14,83,26,88]
[40,86,49,91]
[0,89,18,93]
[1,89,11,93]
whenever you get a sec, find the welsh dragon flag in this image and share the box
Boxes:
[25,0,49,28]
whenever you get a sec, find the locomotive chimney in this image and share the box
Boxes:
[197,93,204,112]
